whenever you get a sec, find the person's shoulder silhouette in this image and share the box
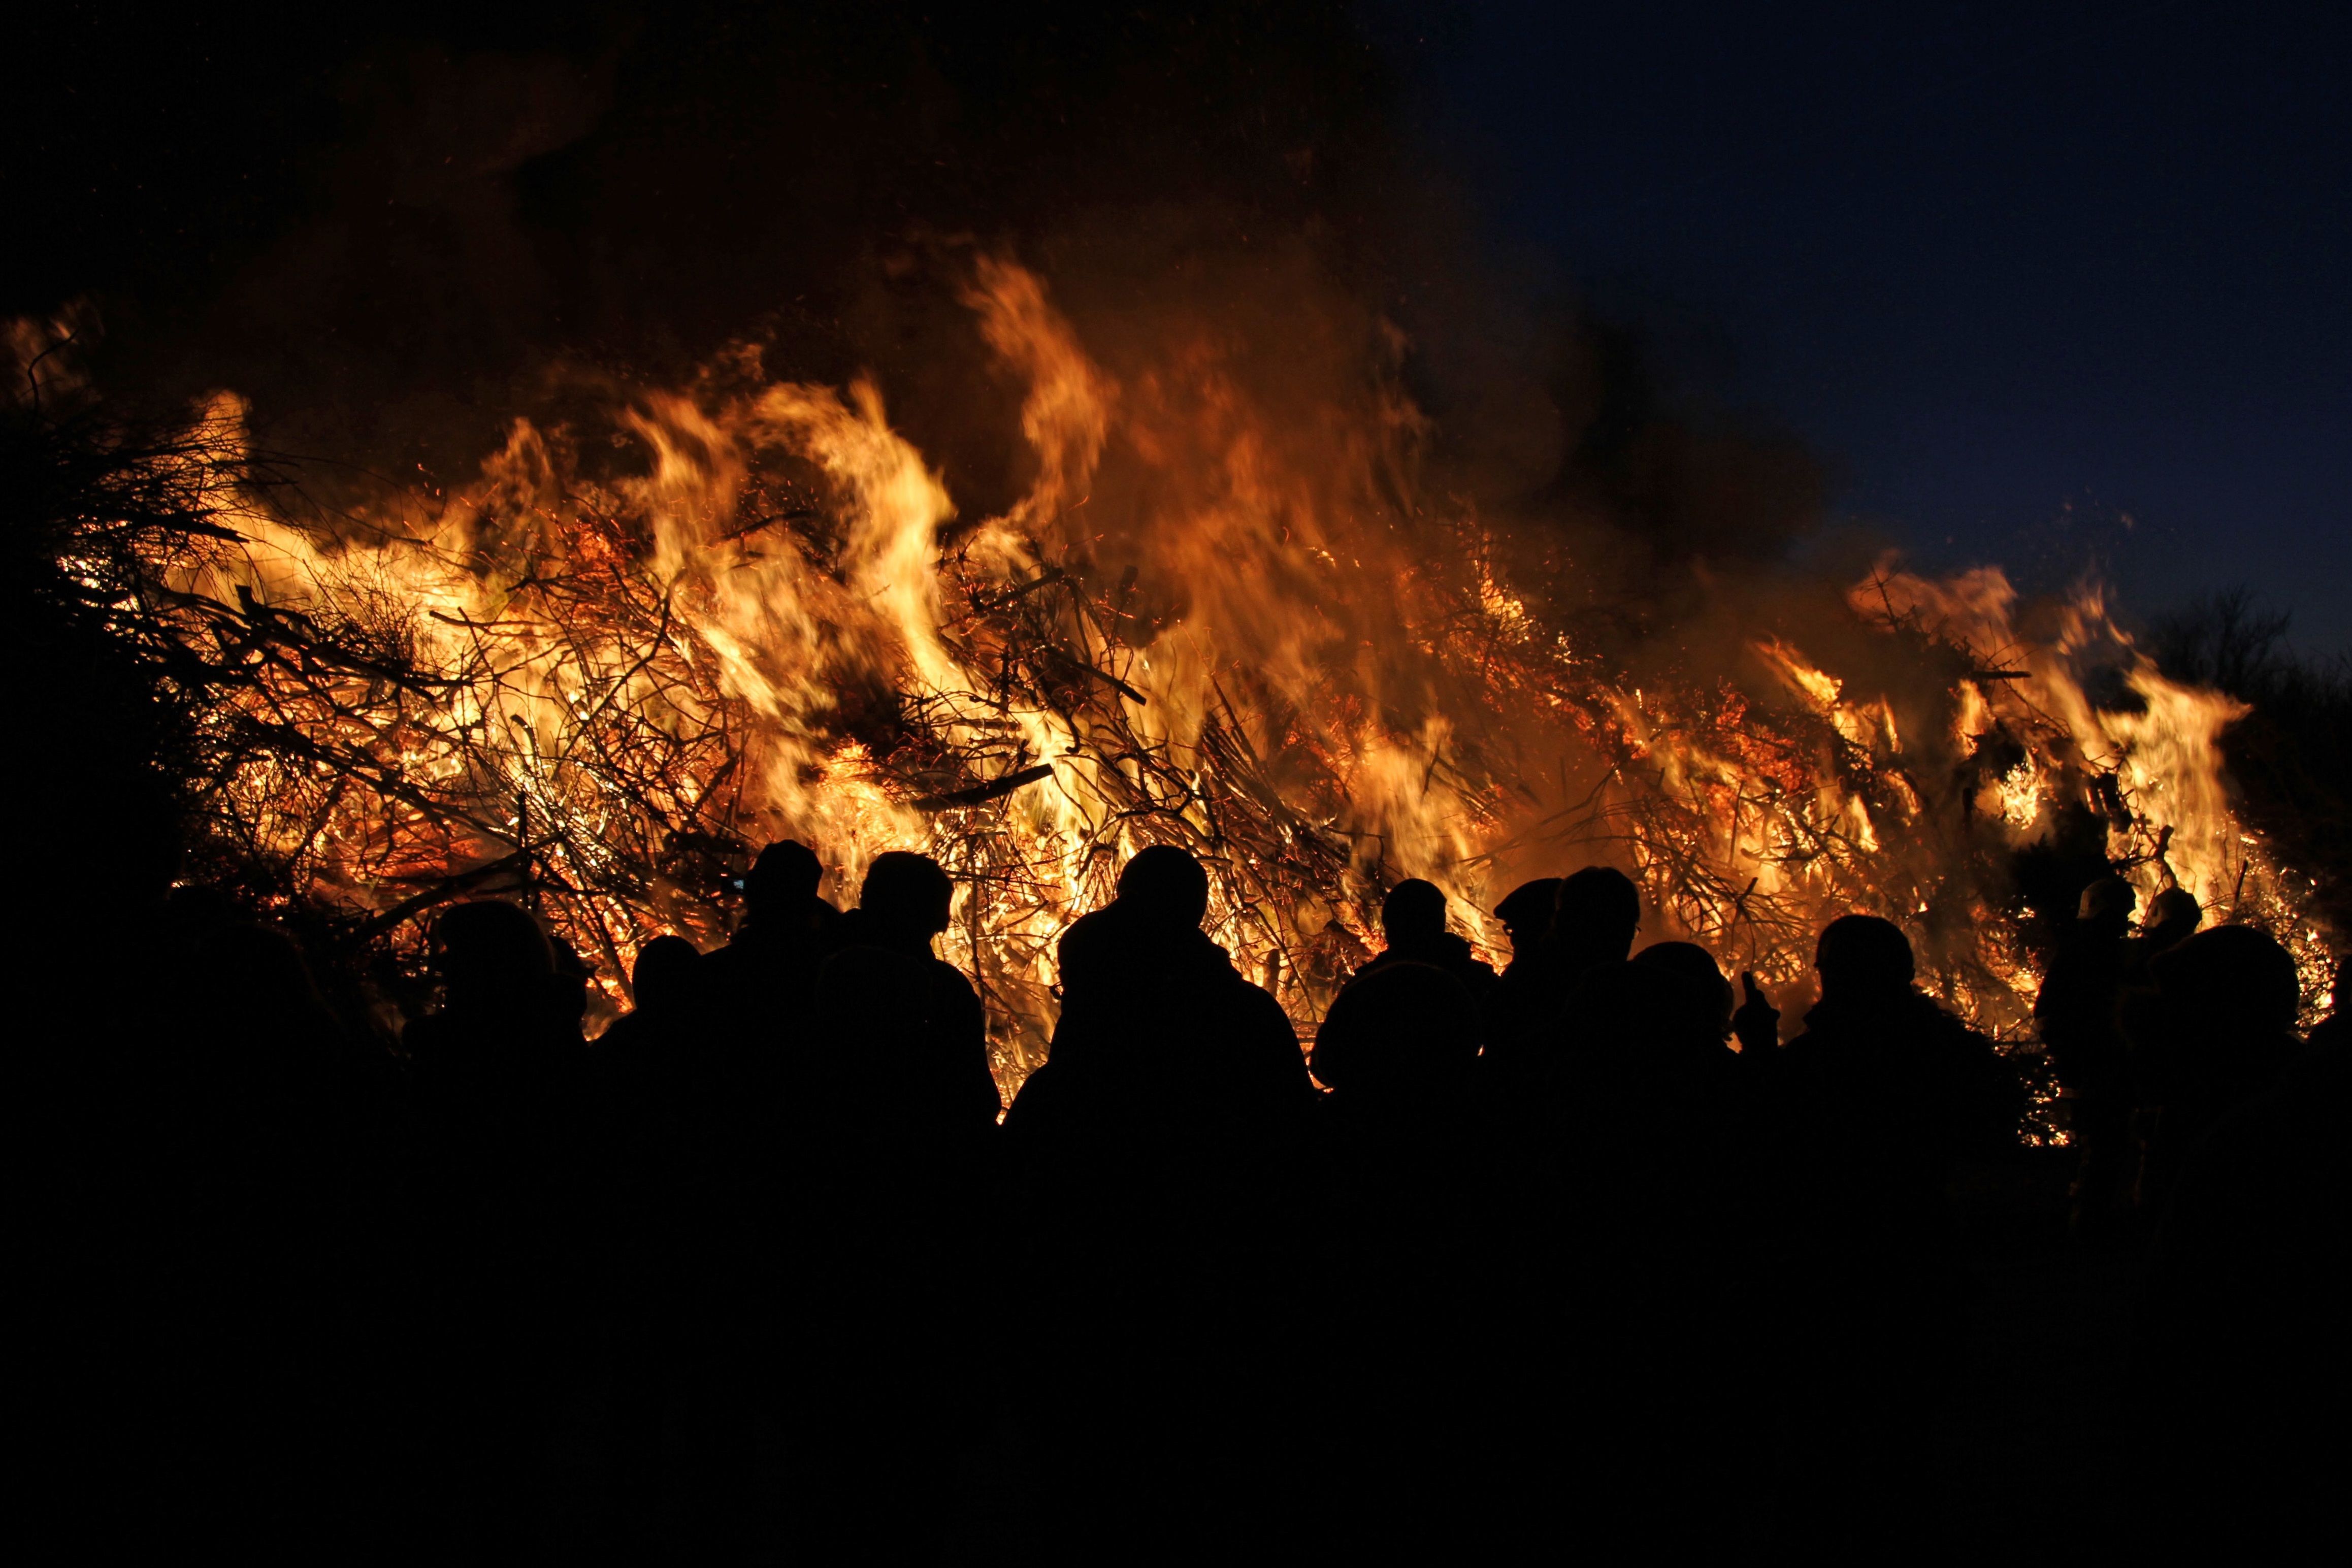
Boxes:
[706,840,840,984]
[1487,866,1642,1065]
[2036,874,2150,1237]
[599,935,699,1080]
[693,839,844,1111]
[1356,879,1498,1009]
[404,900,581,1074]
[2137,993,2349,1552]
[1484,876,1563,1055]
[2124,923,2302,1218]
[2128,925,2300,1098]
[2036,876,2136,1074]
[1018,844,1305,1137]
[816,850,998,1125]
[1003,848,1313,1557]
[1628,941,1744,1069]
[1494,877,1561,957]
[1314,960,1480,1123]
[1057,845,1228,986]
[2124,886,2203,986]
[1784,913,2020,1168]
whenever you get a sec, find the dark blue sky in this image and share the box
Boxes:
[1391,1,2350,649]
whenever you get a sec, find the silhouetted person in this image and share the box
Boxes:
[598,931,702,1210]
[601,933,701,1077]
[2037,874,2136,1067]
[594,933,702,1539]
[1421,926,1775,1551]
[1770,914,2022,1554]
[1631,939,1737,1035]
[1302,962,1492,1551]
[2120,924,2301,1222]
[1555,941,1750,1126]
[400,900,603,1551]
[778,852,999,1555]
[638,930,701,996]
[1038,844,1307,1108]
[129,903,381,1549]
[1782,914,2021,1175]
[1623,940,1771,1131]
[2124,885,2203,984]
[668,841,844,1537]
[1487,865,1640,1076]
[701,838,837,999]
[816,849,1000,1128]
[698,839,841,1092]
[1486,869,1561,1020]
[1313,960,1481,1115]
[2036,875,2138,1236]
[1004,845,1311,1552]
[404,900,584,1069]
[1625,946,1774,1179]
[2135,985,2350,1556]
[1554,864,1642,971]
[2107,886,2205,1236]
[1489,943,1777,1549]
[1354,878,1499,1021]
[1483,875,1562,1047]
[728,837,843,957]
[1493,876,1561,949]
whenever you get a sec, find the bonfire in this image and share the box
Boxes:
[64,259,2327,1104]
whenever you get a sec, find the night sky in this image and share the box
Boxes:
[1390,0,2351,649]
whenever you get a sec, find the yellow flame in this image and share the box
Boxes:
[110,264,2330,1088]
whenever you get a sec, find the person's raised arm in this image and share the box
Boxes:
[1733,971,1781,1057]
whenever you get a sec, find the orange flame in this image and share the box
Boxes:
[111,260,2326,1096]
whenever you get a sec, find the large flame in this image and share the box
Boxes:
[128,260,2326,1098]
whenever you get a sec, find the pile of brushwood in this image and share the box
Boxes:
[4,401,215,934]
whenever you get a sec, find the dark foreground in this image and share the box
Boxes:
[20,850,2346,1562]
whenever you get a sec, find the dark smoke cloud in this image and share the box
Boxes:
[16,7,1377,441]
[14,2,1823,604]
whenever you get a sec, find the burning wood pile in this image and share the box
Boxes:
[78,262,2327,1099]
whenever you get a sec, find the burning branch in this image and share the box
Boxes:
[50,260,2321,1090]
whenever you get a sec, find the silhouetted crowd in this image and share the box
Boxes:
[37,846,2350,1559]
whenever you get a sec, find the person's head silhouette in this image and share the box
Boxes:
[1117,844,1211,933]
[1380,879,1447,946]
[859,852,954,951]
[743,839,823,920]
[1494,877,1563,954]
[1633,940,1736,1038]
[433,900,554,1016]
[2078,874,2137,938]
[2143,886,2203,953]
[630,934,700,1014]
[1555,866,1641,969]
[1814,913,1914,1004]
